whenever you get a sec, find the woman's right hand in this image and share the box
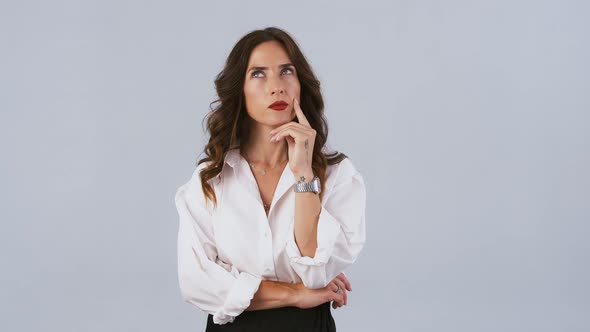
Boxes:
[294,273,353,310]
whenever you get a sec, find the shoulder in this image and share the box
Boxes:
[191,159,220,185]
[181,161,209,188]
[176,161,214,207]
[332,156,360,176]
[325,156,364,192]
[195,160,212,176]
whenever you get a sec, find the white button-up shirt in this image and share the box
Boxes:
[174,148,366,324]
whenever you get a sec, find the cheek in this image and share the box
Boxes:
[287,80,301,97]
[244,83,263,103]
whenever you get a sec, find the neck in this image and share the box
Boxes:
[241,124,288,167]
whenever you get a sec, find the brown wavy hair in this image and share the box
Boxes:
[197,27,347,208]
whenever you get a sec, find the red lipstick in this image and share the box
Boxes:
[268,100,288,111]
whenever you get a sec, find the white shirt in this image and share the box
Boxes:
[174,148,366,324]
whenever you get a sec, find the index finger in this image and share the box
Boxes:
[293,97,311,127]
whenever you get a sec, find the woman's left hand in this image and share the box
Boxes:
[269,97,316,180]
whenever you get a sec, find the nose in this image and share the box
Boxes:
[271,86,285,95]
[269,76,286,96]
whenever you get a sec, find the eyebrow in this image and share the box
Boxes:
[246,63,294,73]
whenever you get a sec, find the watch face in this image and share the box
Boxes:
[313,177,321,193]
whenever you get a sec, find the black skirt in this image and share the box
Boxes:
[205,302,336,332]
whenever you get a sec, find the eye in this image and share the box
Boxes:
[281,67,294,75]
[251,70,264,78]
[250,67,295,78]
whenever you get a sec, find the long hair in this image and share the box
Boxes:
[198,27,346,208]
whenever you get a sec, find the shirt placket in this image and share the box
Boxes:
[236,156,278,279]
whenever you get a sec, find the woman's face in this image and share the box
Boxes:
[243,41,300,128]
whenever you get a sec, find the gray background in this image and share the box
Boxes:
[1,0,588,331]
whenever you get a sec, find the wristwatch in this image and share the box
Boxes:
[294,176,321,194]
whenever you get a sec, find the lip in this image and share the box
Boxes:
[269,105,288,111]
[268,100,289,110]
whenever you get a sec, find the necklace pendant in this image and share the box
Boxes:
[261,170,267,176]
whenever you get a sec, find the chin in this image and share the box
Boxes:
[276,117,293,126]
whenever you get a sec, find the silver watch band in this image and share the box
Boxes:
[294,176,321,194]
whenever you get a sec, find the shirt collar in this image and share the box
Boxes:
[224,148,241,168]
[223,147,295,208]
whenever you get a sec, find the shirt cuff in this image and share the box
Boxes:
[285,206,341,266]
[212,272,262,325]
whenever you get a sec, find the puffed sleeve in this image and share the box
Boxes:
[175,166,262,325]
[285,158,367,289]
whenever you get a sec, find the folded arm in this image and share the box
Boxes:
[286,160,367,289]
[246,280,301,311]
[176,176,266,325]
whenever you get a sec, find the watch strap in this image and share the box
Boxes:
[294,176,321,194]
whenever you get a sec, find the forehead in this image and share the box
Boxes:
[247,41,292,66]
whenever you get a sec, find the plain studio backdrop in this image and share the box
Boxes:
[1,1,588,331]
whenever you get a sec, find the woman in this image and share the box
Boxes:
[175,27,367,331]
